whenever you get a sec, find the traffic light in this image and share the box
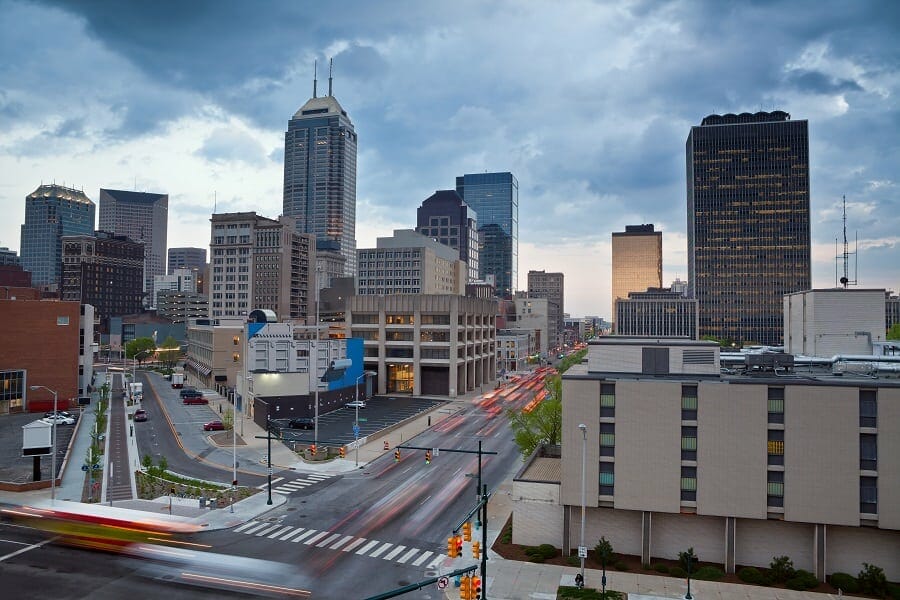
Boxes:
[463,521,472,541]
[459,575,471,600]
[339,446,346,458]
[471,575,482,599]
[456,535,463,557]
[425,450,431,464]
[472,540,481,559]
[310,444,317,456]
[447,536,457,558]
[394,448,401,462]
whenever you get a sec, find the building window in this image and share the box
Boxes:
[860,476,877,514]
[681,385,698,421]
[859,390,877,428]
[767,471,784,507]
[681,426,697,461]
[599,422,615,457]
[57,316,70,326]
[860,433,877,471]
[599,462,614,496]
[768,387,785,424]
[767,429,785,466]
[681,466,697,501]
[600,383,615,418]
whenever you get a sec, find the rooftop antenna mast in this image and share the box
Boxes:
[328,57,333,96]
[834,195,858,288]
[313,60,317,98]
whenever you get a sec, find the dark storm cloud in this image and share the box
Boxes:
[785,70,864,94]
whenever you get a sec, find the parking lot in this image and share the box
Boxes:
[0,410,81,484]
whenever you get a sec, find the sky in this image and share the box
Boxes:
[1,0,898,318]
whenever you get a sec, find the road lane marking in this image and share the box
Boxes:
[280,528,307,541]
[411,550,433,566]
[291,529,318,543]
[316,533,341,547]
[383,545,406,561]
[368,542,393,558]
[356,540,379,555]
[426,554,446,569]
[330,535,354,550]
[304,531,330,545]
[268,526,294,539]
[0,537,55,562]
[233,520,260,533]
[397,548,419,564]
[255,524,283,536]
[241,522,271,535]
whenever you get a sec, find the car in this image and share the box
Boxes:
[183,395,208,405]
[133,409,148,422]
[40,414,75,425]
[203,420,225,431]
[288,417,314,430]
[345,400,366,409]
[179,388,202,398]
[44,410,74,419]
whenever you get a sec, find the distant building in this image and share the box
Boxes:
[167,247,206,274]
[497,329,531,374]
[615,287,699,339]
[157,290,208,323]
[887,292,899,333]
[687,111,810,345]
[670,278,688,296]
[0,247,19,266]
[185,317,244,396]
[20,184,95,289]
[514,296,549,358]
[456,172,518,297]
[98,189,168,299]
[416,190,480,282]
[466,279,496,300]
[282,71,358,276]
[611,224,662,328]
[784,289,886,357]
[0,265,32,288]
[209,212,316,321]
[527,270,564,349]
[60,231,144,330]
[152,268,197,309]
[356,230,467,296]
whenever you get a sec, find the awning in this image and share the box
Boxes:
[186,358,212,377]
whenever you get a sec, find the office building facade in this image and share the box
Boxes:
[98,189,168,299]
[415,190,479,282]
[687,111,810,346]
[527,270,564,349]
[282,79,358,276]
[0,247,19,266]
[20,184,96,289]
[156,290,208,323]
[615,287,699,339]
[209,212,316,321]
[152,268,198,309]
[611,224,662,328]
[456,172,518,297]
[357,230,467,296]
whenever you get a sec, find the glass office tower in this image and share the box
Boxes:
[455,172,518,297]
[20,184,95,288]
[686,111,810,346]
[283,82,358,276]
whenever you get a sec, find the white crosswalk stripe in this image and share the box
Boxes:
[368,542,393,558]
[383,545,406,561]
[343,538,367,552]
[411,550,433,566]
[280,527,307,541]
[426,554,447,569]
[291,529,318,543]
[316,533,342,548]
[397,548,419,564]
[304,531,330,545]
[234,520,262,533]
[330,535,354,550]
[265,473,334,495]
[356,540,379,555]
[241,522,272,535]
[268,526,294,539]
[255,524,283,537]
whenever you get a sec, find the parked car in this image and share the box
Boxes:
[179,388,201,398]
[44,410,74,419]
[203,420,225,431]
[183,395,208,405]
[40,414,75,425]
[133,409,148,422]
[345,400,366,409]
[288,417,315,430]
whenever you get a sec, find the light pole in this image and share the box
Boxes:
[578,423,587,588]
[313,266,323,447]
[354,371,375,467]
[31,385,58,503]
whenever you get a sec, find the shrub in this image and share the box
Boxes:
[678,547,698,572]
[886,582,900,600]
[594,537,614,563]
[557,588,623,600]
[652,563,670,574]
[567,555,580,566]
[614,560,629,571]
[693,566,725,581]
[858,563,888,598]
[829,572,859,593]
[786,569,818,591]
[670,567,687,578]
[738,567,765,584]
[769,555,796,583]
[524,544,557,562]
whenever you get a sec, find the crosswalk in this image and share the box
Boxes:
[257,472,334,495]
[232,519,446,569]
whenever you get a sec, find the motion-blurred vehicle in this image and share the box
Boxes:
[41,414,75,425]
[346,400,366,409]
[44,410,74,419]
[288,417,314,429]
[183,395,208,405]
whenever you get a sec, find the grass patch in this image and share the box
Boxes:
[557,586,624,600]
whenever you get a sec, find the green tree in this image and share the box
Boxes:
[594,537,614,563]
[887,323,900,340]
[126,337,156,364]
[222,407,234,431]
[157,335,181,369]
[507,375,562,458]
[558,349,587,373]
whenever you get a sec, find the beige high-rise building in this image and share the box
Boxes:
[611,224,662,328]
[527,270,564,349]
[209,212,315,321]
[356,230,466,296]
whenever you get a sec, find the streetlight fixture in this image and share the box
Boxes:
[578,423,587,588]
[313,266,323,447]
[30,385,58,503]
[354,371,376,467]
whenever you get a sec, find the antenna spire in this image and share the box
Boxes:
[328,57,333,96]
[842,195,849,288]
[313,60,318,98]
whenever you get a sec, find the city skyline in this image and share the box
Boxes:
[1,1,897,317]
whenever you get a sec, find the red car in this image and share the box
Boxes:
[183,395,208,405]
[203,421,225,431]
[133,409,148,422]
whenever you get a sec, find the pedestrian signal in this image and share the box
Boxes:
[310,444,317,456]
[425,450,431,464]
[460,575,471,599]
[339,446,346,458]
[447,536,457,557]
[472,540,481,559]
[463,521,472,541]
[394,448,401,462]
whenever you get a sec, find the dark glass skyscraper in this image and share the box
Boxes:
[20,184,95,288]
[455,172,518,297]
[283,73,358,276]
[415,190,479,282]
[686,111,810,346]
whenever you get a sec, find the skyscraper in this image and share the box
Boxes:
[526,270,564,349]
[20,184,95,288]
[415,190,479,282]
[98,188,168,299]
[167,247,207,275]
[283,63,358,276]
[611,224,662,327]
[686,111,810,346]
[455,172,518,297]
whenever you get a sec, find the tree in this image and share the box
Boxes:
[507,375,562,458]
[887,323,900,340]
[126,337,156,364]
[157,335,181,369]
[558,349,587,374]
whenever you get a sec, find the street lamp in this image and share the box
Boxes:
[313,266,323,447]
[354,371,376,467]
[30,385,58,503]
[578,423,587,588]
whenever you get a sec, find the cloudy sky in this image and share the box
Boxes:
[1,0,897,317]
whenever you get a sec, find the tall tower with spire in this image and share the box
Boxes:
[283,58,358,279]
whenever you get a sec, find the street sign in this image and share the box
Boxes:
[93,464,101,470]
[81,464,89,472]
[353,425,360,435]
[432,447,439,457]
[437,576,449,590]
[578,546,588,558]
[358,418,367,423]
